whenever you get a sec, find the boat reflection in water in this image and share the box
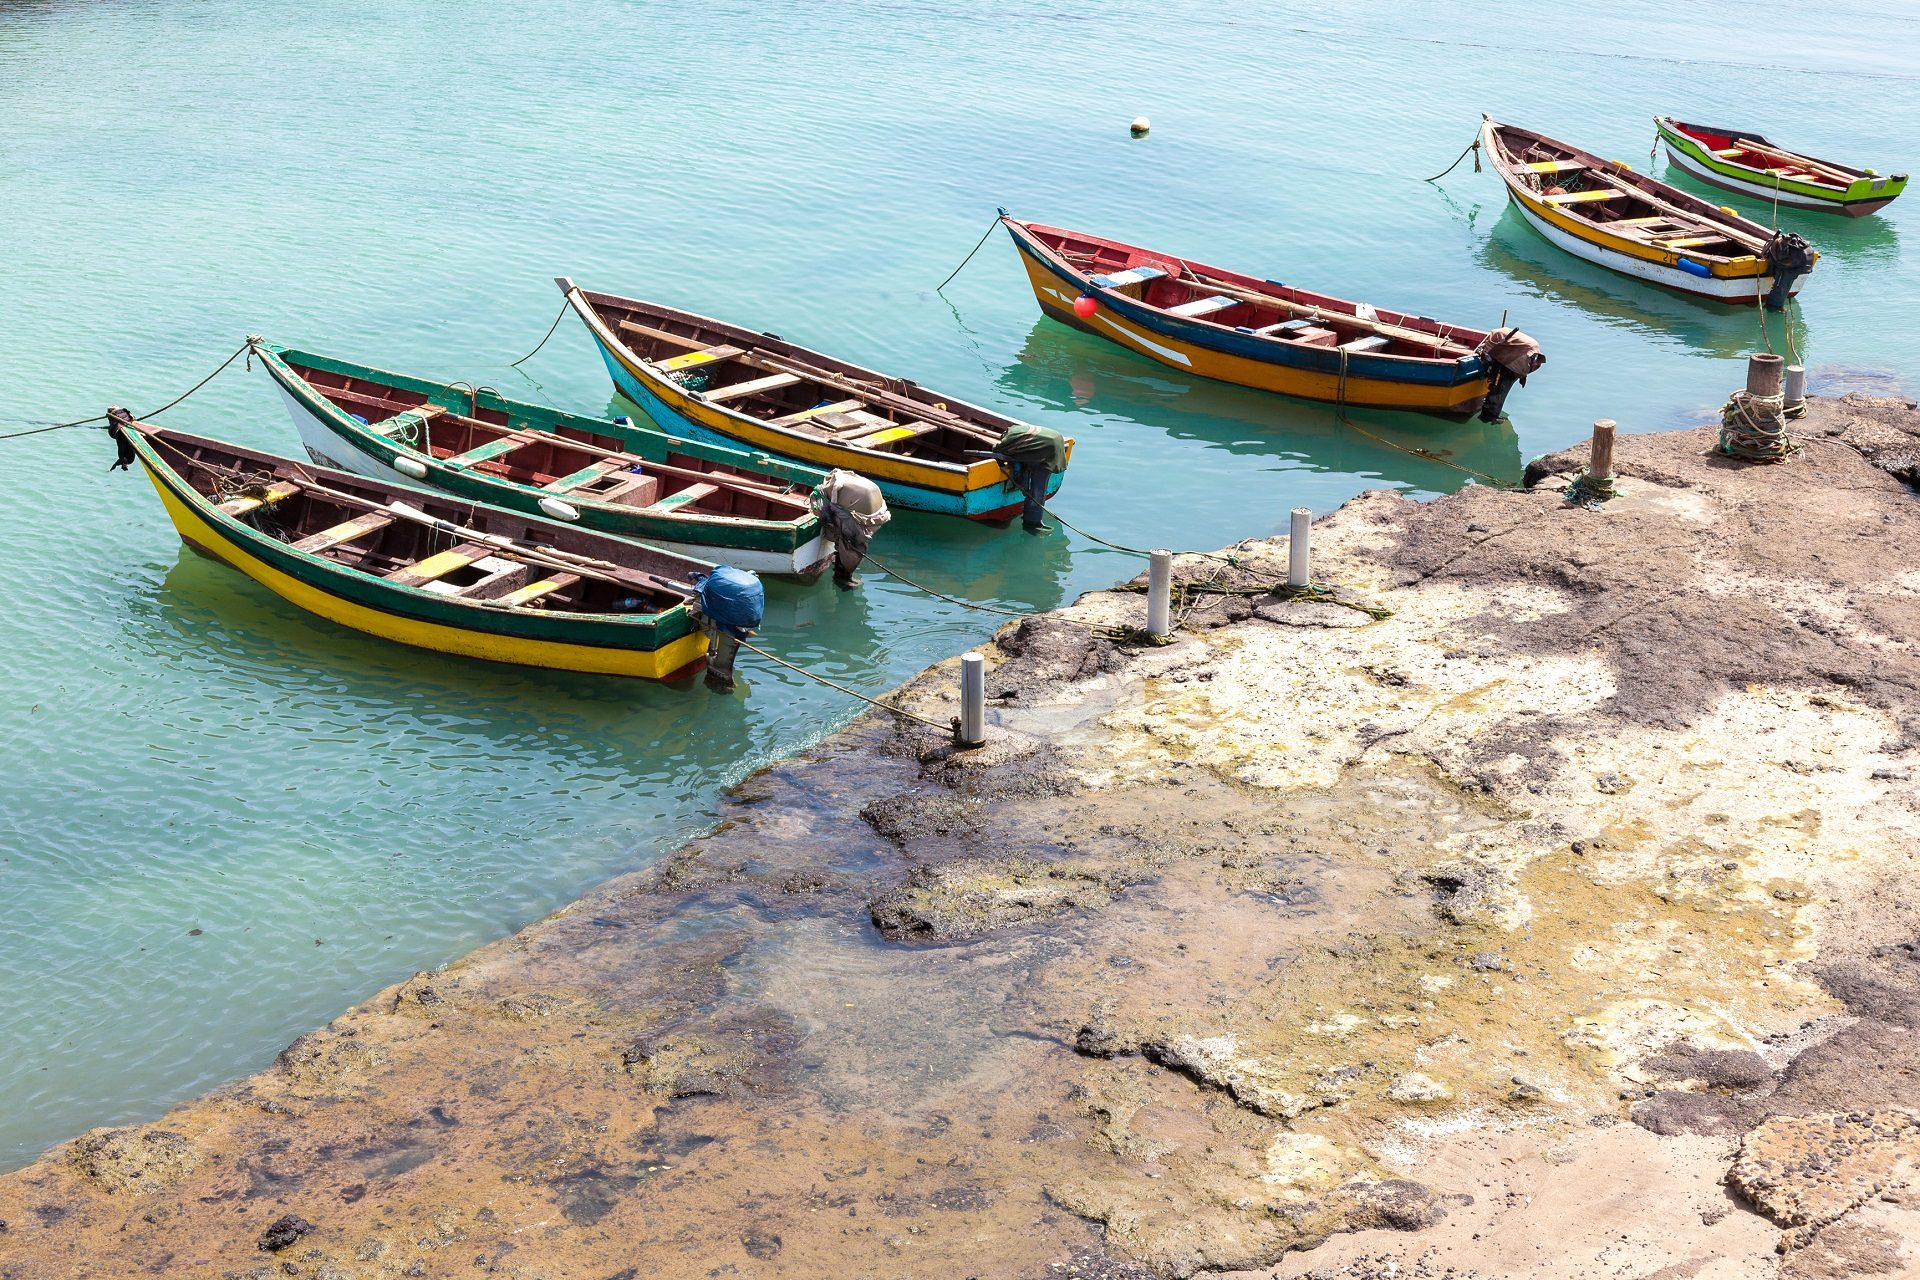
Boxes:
[1479,206,1811,362]
[994,320,1524,493]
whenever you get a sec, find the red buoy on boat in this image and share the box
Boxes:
[1073,294,1098,319]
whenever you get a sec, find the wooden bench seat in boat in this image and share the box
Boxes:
[493,572,580,607]
[440,556,530,600]
[846,421,940,449]
[372,405,448,436]
[1286,326,1340,348]
[1544,189,1625,205]
[217,480,301,516]
[1655,235,1728,249]
[446,435,529,466]
[1090,265,1169,289]
[385,541,492,587]
[703,372,803,403]
[619,318,704,351]
[291,512,395,554]
[1339,335,1391,354]
[543,460,625,493]
[1523,159,1586,174]
[656,344,744,373]
[1166,295,1238,319]
[650,483,717,511]
[1250,319,1314,337]
[771,398,865,426]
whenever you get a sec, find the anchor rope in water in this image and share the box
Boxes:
[733,637,953,733]
[508,300,571,368]
[934,213,1004,292]
[0,339,257,441]
[1422,136,1481,183]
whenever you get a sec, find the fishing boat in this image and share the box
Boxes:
[556,279,1071,522]
[1001,216,1542,421]
[253,341,831,579]
[107,410,712,680]
[1655,116,1907,218]
[1482,116,1818,310]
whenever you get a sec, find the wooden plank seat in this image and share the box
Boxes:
[370,405,448,436]
[1090,265,1168,288]
[702,372,803,403]
[439,556,530,600]
[650,483,717,511]
[1523,159,1586,174]
[543,461,624,493]
[617,318,706,352]
[1166,295,1238,319]
[1251,319,1314,337]
[493,572,580,607]
[446,435,529,466]
[385,541,491,587]
[1339,335,1391,354]
[290,511,394,554]
[656,344,744,373]
[1545,189,1626,204]
[771,398,864,426]
[217,480,301,516]
[1656,235,1728,249]
[1286,326,1340,347]
[847,421,940,449]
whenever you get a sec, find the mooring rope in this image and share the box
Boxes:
[733,636,953,732]
[509,300,571,368]
[0,339,256,442]
[935,213,1004,292]
[1422,136,1481,183]
[862,551,1036,616]
[1717,390,1796,461]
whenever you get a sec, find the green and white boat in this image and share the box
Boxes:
[1656,116,1906,218]
[253,340,833,579]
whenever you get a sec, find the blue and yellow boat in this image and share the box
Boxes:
[557,278,1071,522]
[110,410,712,680]
[1002,216,1542,421]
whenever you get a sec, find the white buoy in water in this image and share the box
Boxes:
[1130,115,1151,137]
[394,456,428,480]
[538,496,580,522]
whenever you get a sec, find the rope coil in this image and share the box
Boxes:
[1717,391,1796,461]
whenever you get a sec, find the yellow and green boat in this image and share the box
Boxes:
[109,410,712,680]
[253,340,831,579]
[556,279,1071,522]
[1656,116,1906,218]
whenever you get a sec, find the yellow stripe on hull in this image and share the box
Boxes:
[144,466,707,679]
[1016,256,1483,413]
[603,343,1001,494]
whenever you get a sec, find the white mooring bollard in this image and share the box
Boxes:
[957,651,986,748]
[1146,548,1172,638]
[1287,508,1312,588]
[1784,364,1807,414]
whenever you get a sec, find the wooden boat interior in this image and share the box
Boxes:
[149,430,687,614]
[590,297,1007,463]
[1669,121,1858,186]
[286,360,812,524]
[1023,224,1478,361]
[1490,125,1761,260]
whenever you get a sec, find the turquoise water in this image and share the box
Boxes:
[1,0,1914,1169]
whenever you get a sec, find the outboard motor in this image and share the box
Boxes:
[1475,327,1546,423]
[1762,231,1817,312]
[993,423,1068,530]
[811,469,891,589]
[689,565,765,689]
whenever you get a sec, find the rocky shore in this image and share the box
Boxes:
[3,394,1918,1280]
